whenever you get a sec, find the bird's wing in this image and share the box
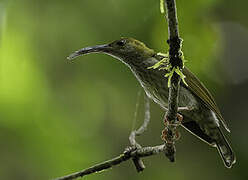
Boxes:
[182,67,230,132]
[182,121,215,146]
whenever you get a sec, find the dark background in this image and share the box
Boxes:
[0,0,247,179]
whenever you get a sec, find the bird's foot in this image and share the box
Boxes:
[176,113,183,124]
[163,113,183,127]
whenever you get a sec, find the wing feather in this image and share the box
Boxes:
[182,67,230,132]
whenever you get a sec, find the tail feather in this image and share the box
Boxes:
[216,128,236,168]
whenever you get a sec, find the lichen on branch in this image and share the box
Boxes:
[148,51,188,87]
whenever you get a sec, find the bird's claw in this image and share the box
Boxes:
[163,113,183,127]
[176,113,183,124]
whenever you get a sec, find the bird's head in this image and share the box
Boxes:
[67,38,156,66]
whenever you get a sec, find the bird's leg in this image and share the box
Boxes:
[177,106,196,123]
[163,110,185,127]
[163,106,193,127]
[178,106,193,112]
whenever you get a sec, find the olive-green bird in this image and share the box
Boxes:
[67,38,236,168]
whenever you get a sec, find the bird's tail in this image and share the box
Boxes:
[216,128,236,168]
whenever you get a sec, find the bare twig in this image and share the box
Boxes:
[129,95,150,172]
[161,0,183,162]
[53,145,165,180]
[53,95,155,180]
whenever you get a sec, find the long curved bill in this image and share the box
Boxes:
[67,44,111,60]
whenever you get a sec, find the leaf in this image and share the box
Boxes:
[147,56,168,69]
[160,0,165,14]
[175,67,188,86]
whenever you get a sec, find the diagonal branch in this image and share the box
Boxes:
[53,95,157,180]
[161,0,183,162]
[53,145,165,180]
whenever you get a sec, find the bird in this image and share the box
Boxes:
[67,37,236,168]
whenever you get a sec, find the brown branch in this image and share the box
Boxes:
[129,95,150,172]
[53,95,159,180]
[53,145,165,180]
[161,0,183,162]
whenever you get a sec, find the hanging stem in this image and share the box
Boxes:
[161,0,184,162]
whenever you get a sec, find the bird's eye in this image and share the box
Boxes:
[116,40,126,46]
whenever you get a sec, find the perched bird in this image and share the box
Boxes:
[67,37,236,168]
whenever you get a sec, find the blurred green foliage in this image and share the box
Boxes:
[0,0,247,180]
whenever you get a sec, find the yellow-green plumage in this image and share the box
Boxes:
[183,67,230,132]
[68,37,236,168]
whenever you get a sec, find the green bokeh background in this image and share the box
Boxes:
[0,0,247,179]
